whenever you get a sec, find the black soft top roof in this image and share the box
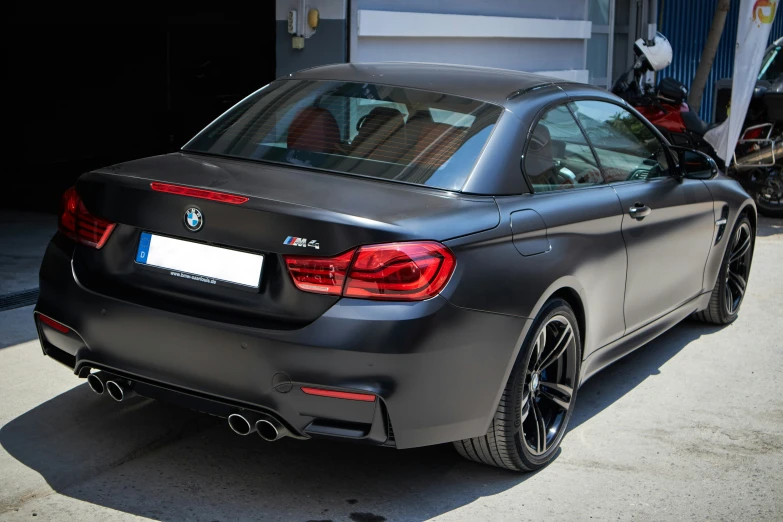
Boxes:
[288,62,584,105]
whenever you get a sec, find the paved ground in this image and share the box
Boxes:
[0,217,781,521]
[0,212,56,296]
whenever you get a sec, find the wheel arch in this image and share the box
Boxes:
[549,287,586,357]
[740,202,757,233]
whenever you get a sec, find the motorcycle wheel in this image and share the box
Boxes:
[752,167,783,218]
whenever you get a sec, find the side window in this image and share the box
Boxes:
[570,100,670,183]
[523,105,603,192]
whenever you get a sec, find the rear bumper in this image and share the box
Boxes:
[35,237,529,449]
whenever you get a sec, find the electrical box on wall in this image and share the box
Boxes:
[289,3,319,50]
[287,10,297,34]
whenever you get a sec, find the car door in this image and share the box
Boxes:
[570,100,715,333]
[494,102,629,358]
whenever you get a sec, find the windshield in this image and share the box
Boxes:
[184,80,503,191]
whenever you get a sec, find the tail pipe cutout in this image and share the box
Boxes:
[510,209,551,256]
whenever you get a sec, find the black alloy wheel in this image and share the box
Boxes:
[521,314,578,456]
[454,299,581,471]
[724,221,753,316]
[693,214,755,325]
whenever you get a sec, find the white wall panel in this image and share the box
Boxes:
[358,11,591,39]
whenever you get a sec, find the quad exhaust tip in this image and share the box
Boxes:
[227,411,291,441]
[87,373,106,395]
[228,413,258,436]
[256,418,288,442]
[106,380,137,402]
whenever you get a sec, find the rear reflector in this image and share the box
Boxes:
[301,387,376,402]
[284,241,455,301]
[37,314,70,334]
[150,182,249,205]
[59,187,116,249]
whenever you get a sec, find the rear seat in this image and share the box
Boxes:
[355,112,467,168]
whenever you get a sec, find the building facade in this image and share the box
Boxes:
[275,0,659,88]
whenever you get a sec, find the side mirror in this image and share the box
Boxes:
[669,145,719,180]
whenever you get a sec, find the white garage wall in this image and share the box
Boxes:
[350,0,591,83]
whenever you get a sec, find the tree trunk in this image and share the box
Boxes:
[688,0,731,115]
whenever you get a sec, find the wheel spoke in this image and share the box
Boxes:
[724,283,734,312]
[520,392,531,422]
[730,234,751,263]
[534,328,547,362]
[531,400,547,454]
[536,323,572,371]
[539,382,573,411]
[727,270,746,296]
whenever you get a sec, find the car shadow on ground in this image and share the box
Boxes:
[0,318,723,521]
[0,306,38,350]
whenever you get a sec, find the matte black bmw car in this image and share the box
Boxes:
[35,63,756,471]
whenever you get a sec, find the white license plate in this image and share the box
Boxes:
[135,232,263,288]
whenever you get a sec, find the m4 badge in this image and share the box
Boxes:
[283,236,320,250]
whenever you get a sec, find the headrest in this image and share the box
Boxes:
[287,107,340,153]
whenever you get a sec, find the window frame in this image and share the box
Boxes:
[566,97,678,187]
[521,99,609,195]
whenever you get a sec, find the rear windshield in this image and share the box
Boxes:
[184,80,503,191]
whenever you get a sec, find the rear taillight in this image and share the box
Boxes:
[58,186,116,249]
[284,241,455,301]
[284,249,354,296]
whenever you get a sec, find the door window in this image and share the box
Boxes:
[570,100,670,183]
[523,105,603,192]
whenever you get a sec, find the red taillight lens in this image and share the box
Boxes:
[345,242,455,300]
[150,182,249,204]
[284,241,455,301]
[284,249,356,295]
[59,187,116,249]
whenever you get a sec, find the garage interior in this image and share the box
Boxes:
[5,2,276,212]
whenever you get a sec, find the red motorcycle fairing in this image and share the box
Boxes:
[636,102,689,133]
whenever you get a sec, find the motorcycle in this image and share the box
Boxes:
[612,33,783,217]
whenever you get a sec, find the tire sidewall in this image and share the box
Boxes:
[716,215,754,323]
[510,299,582,469]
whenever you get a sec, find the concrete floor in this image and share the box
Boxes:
[0,217,781,521]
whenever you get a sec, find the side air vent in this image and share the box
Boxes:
[715,205,730,244]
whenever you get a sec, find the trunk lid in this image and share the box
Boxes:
[73,153,499,327]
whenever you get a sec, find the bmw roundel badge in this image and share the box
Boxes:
[184,207,203,232]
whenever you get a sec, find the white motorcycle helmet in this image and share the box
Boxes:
[634,32,673,72]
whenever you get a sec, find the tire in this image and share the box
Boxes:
[751,169,783,218]
[693,214,754,325]
[454,299,581,471]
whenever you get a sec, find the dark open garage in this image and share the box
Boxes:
[5,2,276,212]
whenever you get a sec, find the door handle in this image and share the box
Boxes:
[629,203,652,219]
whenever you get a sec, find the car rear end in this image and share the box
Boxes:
[34,78,528,449]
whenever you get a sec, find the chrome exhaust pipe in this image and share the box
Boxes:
[227,411,263,436]
[255,414,291,442]
[106,380,137,402]
[735,141,783,167]
[87,372,108,395]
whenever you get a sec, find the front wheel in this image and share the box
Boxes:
[454,299,581,471]
[693,214,754,325]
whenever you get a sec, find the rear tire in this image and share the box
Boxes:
[453,299,581,471]
[693,214,754,325]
